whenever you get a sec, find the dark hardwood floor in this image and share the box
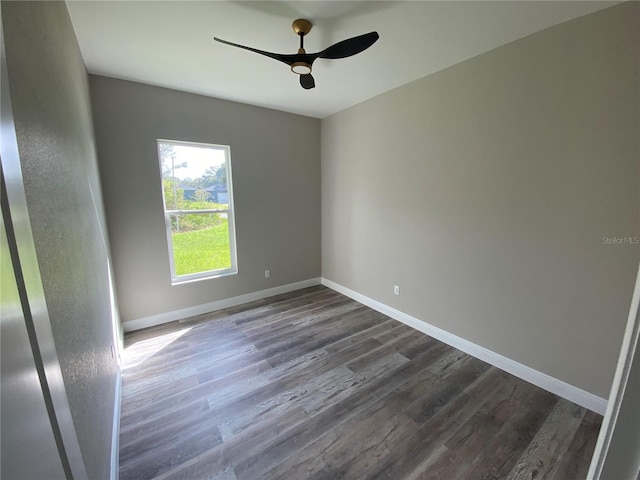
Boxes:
[119,286,602,480]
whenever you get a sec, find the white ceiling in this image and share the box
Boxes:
[67,1,616,119]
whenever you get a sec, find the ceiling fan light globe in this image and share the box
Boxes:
[291,62,312,75]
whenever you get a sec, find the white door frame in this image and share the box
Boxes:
[587,262,640,480]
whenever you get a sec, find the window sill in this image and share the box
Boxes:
[171,269,237,286]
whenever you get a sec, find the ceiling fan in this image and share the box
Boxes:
[214,19,379,90]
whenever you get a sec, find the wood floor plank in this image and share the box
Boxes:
[261,369,443,480]
[506,398,587,480]
[264,409,418,480]
[120,423,222,480]
[171,348,440,480]
[215,365,358,440]
[369,369,521,480]
[119,286,602,480]
[344,328,422,372]
[231,355,423,479]
[403,355,491,425]
[548,410,602,480]
[459,385,558,480]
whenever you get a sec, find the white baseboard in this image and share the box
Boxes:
[110,368,122,480]
[321,277,607,415]
[122,278,322,332]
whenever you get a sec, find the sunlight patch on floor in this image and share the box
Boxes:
[123,327,192,370]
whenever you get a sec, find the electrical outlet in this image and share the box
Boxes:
[394,285,400,295]
[265,269,271,278]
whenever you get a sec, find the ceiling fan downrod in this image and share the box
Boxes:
[291,19,313,75]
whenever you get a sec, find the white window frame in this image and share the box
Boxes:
[157,139,238,284]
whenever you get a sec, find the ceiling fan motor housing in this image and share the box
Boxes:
[292,19,312,36]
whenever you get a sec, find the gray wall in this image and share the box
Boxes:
[2,1,119,479]
[321,2,639,398]
[90,76,321,323]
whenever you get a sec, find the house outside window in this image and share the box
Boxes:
[157,139,237,283]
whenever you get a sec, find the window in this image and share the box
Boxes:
[157,140,237,283]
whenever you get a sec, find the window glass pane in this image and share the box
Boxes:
[159,143,229,211]
[157,139,236,281]
[170,213,231,276]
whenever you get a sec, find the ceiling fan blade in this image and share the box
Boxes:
[300,74,315,90]
[317,32,379,60]
[214,37,299,66]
